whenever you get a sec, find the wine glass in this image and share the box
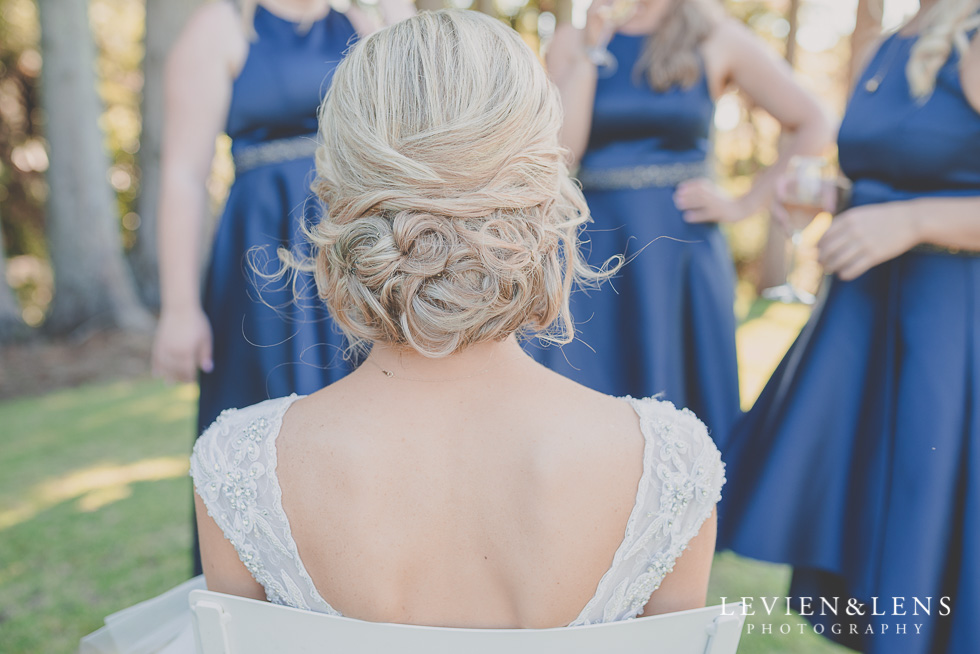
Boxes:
[761,156,838,305]
[588,0,639,77]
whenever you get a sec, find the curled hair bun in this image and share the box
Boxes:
[296,10,617,357]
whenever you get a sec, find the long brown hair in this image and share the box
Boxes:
[634,0,721,91]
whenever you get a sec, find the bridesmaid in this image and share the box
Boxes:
[150,0,410,573]
[541,0,831,446]
[718,1,980,652]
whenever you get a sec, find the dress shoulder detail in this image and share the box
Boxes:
[189,394,338,615]
[189,394,722,626]
[570,396,725,626]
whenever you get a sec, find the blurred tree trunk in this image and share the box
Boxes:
[850,0,883,86]
[131,0,202,310]
[37,0,152,335]
[0,215,29,343]
[755,0,800,292]
[416,0,443,10]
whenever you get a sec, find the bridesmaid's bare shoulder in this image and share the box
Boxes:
[171,0,248,79]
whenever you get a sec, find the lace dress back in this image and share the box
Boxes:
[189,394,725,626]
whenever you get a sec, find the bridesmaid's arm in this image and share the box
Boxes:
[914,198,980,251]
[546,0,627,165]
[195,492,267,600]
[546,24,600,165]
[961,23,980,114]
[818,197,980,281]
[152,4,245,384]
[678,18,835,224]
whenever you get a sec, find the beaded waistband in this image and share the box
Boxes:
[233,135,318,174]
[576,160,709,191]
[911,243,980,257]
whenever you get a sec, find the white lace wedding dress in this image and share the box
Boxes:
[80,394,725,653]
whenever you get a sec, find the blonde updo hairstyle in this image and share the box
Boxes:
[906,0,980,98]
[292,10,615,358]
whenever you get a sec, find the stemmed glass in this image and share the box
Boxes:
[762,156,839,305]
[588,0,639,77]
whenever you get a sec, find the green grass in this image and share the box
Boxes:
[0,299,850,653]
[0,381,198,653]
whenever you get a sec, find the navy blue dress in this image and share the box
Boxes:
[198,6,357,435]
[718,33,980,653]
[535,34,740,446]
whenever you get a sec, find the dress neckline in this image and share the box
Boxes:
[255,3,332,27]
[601,33,715,102]
[262,394,659,626]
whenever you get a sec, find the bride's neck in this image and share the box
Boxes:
[364,335,528,383]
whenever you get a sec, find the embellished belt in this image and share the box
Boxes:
[233,135,319,174]
[576,160,709,191]
[911,243,980,257]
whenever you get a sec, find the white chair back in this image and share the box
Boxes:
[189,589,745,654]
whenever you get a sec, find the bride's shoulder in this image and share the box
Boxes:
[621,395,709,435]
[620,395,725,483]
[191,395,303,471]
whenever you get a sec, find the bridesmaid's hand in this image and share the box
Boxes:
[818,202,921,281]
[152,306,214,384]
[770,174,845,235]
[584,0,636,49]
[675,178,751,224]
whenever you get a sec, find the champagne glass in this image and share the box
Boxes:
[588,0,639,77]
[761,156,838,305]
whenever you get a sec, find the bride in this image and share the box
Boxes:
[84,9,724,650]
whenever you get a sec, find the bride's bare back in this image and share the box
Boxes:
[280,342,645,628]
[196,340,718,628]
